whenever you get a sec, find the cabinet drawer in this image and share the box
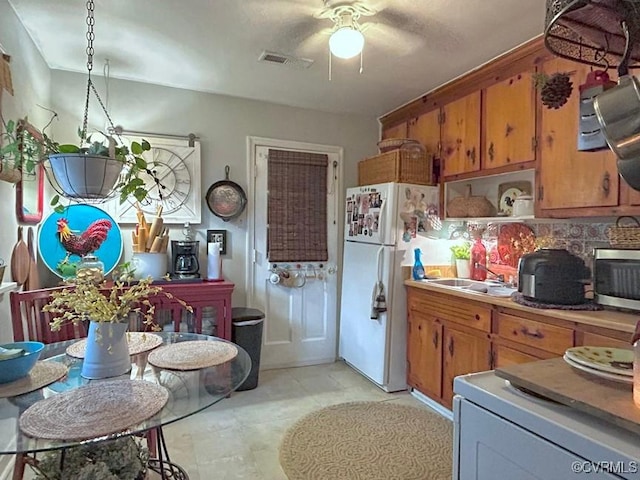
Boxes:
[410,289,491,332]
[495,313,573,355]
[577,331,631,350]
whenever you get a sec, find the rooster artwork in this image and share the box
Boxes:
[56,218,112,257]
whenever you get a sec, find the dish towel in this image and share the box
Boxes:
[370,281,387,319]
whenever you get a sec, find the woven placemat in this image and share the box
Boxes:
[0,362,68,399]
[511,292,604,310]
[66,332,163,359]
[19,379,168,441]
[148,340,238,371]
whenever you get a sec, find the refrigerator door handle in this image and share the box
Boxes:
[379,196,387,244]
[376,245,384,282]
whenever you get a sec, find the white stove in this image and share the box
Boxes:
[453,371,640,480]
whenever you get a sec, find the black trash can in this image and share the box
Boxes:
[231,307,265,391]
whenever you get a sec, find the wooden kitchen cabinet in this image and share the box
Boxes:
[407,310,442,398]
[381,121,408,140]
[441,92,481,177]
[537,57,619,214]
[406,288,491,409]
[442,325,491,407]
[407,109,441,163]
[483,70,536,170]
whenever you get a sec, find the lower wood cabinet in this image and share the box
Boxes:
[407,287,634,409]
[407,311,441,398]
[441,325,491,406]
[407,288,491,409]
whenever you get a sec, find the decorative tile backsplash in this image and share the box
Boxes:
[442,219,614,271]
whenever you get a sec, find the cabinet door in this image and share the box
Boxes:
[408,109,441,160]
[539,57,618,210]
[442,326,491,408]
[483,71,536,169]
[407,312,442,397]
[441,92,481,176]
[382,122,408,140]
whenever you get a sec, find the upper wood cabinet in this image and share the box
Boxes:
[381,122,408,140]
[538,57,619,212]
[441,92,481,177]
[483,70,536,170]
[407,109,441,161]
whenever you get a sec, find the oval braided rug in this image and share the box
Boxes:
[279,401,452,480]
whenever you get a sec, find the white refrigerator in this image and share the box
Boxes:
[339,182,439,392]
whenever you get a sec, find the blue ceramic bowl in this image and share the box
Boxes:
[0,341,45,384]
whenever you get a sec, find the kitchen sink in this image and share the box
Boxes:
[426,278,477,287]
[422,278,517,297]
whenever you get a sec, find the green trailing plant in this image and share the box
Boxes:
[29,436,149,480]
[48,130,153,213]
[450,241,471,260]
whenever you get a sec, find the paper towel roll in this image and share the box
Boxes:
[207,242,222,280]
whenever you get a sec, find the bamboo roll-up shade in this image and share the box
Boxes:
[267,149,328,262]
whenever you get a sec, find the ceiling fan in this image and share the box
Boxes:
[254,0,430,65]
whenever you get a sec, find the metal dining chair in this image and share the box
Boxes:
[7,287,164,480]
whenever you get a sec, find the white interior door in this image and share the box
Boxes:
[248,137,342,369]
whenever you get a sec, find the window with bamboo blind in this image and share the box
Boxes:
[267,149,328,262]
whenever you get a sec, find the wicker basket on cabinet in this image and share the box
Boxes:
[357,144,433,186]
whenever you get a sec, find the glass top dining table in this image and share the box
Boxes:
[0,332,251,455]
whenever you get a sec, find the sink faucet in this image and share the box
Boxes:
[474,263,505,283]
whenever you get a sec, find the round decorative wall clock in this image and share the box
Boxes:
[109,137,202,224]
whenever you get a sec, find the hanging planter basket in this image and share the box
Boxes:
[47,153,124,199]
[0,162,22,184]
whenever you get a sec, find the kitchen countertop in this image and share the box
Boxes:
[405,279,639,334]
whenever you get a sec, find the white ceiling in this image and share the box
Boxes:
[8,0,547,117]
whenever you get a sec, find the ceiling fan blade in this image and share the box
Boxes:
[362,22,426,55]
[296,28,334,57]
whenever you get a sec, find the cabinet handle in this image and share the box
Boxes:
[470,146,476,163]
[474,314,480,321]
[602,172,611,196]
[448,337,454,356]
[488,142,495,161]
[433,331,439,348]
[538,185,544,202]
[520,327,544,339]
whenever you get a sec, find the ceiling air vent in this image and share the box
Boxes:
[258,50,314,69]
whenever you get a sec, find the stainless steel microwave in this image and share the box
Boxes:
[593,248,640,311]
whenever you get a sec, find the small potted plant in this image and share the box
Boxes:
[0,117,43,183]
[450,241,472,279]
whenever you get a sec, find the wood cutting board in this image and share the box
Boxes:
[10,226,30,286]
[495,357,640,436]
[23,227,40,291]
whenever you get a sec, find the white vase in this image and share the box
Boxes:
[81,321,131,380]
[455,259,471,279]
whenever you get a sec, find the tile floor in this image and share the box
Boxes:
[19,361,442,480]
[159,361,439,479]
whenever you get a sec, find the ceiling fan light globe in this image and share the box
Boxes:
[329,28,364,59]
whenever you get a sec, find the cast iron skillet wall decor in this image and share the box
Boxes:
[205,165,247,221]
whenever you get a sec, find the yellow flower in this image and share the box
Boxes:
[43,276,192,332]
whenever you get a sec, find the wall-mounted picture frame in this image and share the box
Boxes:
[207,229,227,255]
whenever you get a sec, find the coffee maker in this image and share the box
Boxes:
[171,241,200,278]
